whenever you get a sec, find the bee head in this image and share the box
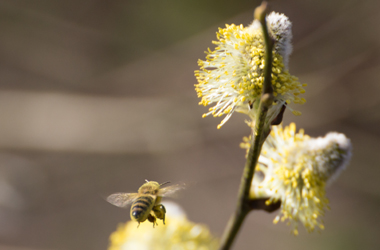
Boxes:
[138,181,160,194]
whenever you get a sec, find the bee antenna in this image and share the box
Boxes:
[160,181,170,186]
[145,179,149,183]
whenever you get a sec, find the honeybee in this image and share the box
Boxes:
[107,180,183,227]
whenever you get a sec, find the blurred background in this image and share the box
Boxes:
[0,0,379,249]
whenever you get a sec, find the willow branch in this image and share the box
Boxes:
[218,2,274,250]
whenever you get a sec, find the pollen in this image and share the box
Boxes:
[194,12,306,128]
[108,211,219,250]
[246,123,352,234]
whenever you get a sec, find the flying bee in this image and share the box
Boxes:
[107,180,183,227]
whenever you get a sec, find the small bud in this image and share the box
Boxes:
[254,1,268,23]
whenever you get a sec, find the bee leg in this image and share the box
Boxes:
[147,214,157,228]
[161,207,166,225]
[162,211,166,225]
[137,222,140,228]
[152,204,166,225]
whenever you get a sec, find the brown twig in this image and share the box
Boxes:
[218,2,276,250]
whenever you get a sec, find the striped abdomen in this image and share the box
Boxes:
[130,195,155,222]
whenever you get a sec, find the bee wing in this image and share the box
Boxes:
[159,183,185,197]
[106,193,139,208]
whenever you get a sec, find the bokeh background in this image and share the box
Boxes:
[0,0,379,249]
